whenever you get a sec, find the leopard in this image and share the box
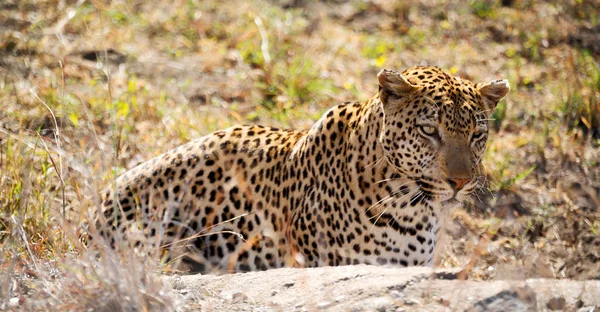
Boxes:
[93,65,510,273]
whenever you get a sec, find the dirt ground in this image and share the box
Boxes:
[1,0,599,310]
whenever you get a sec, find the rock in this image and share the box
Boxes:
[231,292,249,303]
[162,265,600,311]
[9,297,20,307]
[466,286,537,312]
[547,297,566,310]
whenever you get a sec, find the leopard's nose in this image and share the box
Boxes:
[447,178,471,191]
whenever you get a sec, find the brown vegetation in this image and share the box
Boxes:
[1,0,599,310]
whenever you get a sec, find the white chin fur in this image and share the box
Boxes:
[441,198,462,210]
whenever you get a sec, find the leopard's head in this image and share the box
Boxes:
[377,66,509,204]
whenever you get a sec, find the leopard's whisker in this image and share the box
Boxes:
[410,191,424,206]
[368,190,417,227]
[475,108,492,115]
[366,181,417,213]
[473,189,484,204]
[385,191,424,230]
[370,190,418,232]
[363,157,385,170]
[366,193,399,216]
[374,177,416,185]
[371,206,389,225]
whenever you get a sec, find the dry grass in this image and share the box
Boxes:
[1,0,599,309]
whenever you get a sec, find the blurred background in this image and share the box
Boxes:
[0,0,599,307]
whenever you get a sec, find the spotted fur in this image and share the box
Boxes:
[95,66,509,272]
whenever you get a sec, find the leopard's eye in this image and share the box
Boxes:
[419,125,438,137]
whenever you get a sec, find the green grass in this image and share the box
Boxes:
[560,52,600,140]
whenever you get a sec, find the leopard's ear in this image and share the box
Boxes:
[478,79,510,112]
[377,69,418,104]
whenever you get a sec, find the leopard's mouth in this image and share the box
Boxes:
[442,197,460,204]
[441,198,461,209]
[438,188,466,203]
